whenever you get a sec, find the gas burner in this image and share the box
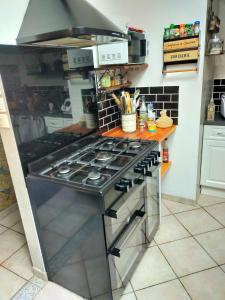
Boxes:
[88,171,101,180]
[58,165,71,174]
[96,152,113,161]
[86,174,108,186]
[129,141,141,149]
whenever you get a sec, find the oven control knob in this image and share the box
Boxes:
[134,166,142,174]
[147,155,155,164]
[115,182,129,193]
[121,178,134,188]
[142,159,152,168]
[151,151,160,159]
[134,165,146,175]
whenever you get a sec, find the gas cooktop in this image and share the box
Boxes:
[33,136,157,189]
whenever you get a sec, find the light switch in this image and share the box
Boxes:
[0,113,10,128]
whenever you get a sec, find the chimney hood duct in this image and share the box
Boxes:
[17,0,128,48]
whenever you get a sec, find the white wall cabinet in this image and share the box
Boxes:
[201,126,225,189]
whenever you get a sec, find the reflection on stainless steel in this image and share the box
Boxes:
[27,135,160,299]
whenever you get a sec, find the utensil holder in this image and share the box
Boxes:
[121,113,136,133]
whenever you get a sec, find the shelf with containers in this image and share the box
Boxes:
[163,22,200,74]
[94,64,148,94]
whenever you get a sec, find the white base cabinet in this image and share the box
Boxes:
[201,125,225,190]
[44,116,73,134]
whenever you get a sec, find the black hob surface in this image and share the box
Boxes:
[31,136,157,189]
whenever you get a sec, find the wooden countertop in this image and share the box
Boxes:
[102,125,176,143]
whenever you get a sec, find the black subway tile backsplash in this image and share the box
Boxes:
[164,102,179,109]
[214,79,221,85]
[150,87,163,94]
[139,87,150,94]
[164,86,179,94]
[153,102,164,110]
[157,94,171,102]
[171,94,179,102]
[145,95,156,102]
[212,79,225,112]
[97,85,179,132]
[213,85,225,93]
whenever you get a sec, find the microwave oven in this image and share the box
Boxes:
[95,31,147,66]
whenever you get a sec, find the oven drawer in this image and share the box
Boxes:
[108,208,147,290]
[104,178,145,248]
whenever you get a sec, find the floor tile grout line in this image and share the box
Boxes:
[0,241,27,266]
[0,225,25,237]
[198,200,225,209]
[132,277,180,295]
[178,265,223,279]
[172,213,223,269]
[200,206,225,228]
[156,244,193,300]
[0,261,31,282]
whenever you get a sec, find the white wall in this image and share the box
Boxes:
[88,0,209,201]
[214,0,225,78]
[0,0,29,44]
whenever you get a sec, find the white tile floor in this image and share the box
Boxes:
[1,194,225,300]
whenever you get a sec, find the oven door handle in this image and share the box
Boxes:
[105,178,145,219]
[109,210,147,257]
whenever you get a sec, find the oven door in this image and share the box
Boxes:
[104,177,146,249]
[108,205,147,292]
[145,162,161,241]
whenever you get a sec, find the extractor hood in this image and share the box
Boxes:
[16,0,128,48]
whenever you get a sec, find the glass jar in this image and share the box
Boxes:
[164,28,170,40]
[179,24,185,38]
[208,34,223,55]
[194,21,200,36]
[169,24,175,39]
[174,25,180,39]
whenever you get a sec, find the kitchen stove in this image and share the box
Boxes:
[27,135,161,300]
[18,131,94,176]
[37,136,155,189]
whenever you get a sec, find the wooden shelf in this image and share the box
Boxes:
[205,52,224,56]
[95,63,148,71]
[98,82,132,93]
[102,125,176,143]
[161,161,172,178]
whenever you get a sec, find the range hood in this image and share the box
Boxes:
[17,0,128,48]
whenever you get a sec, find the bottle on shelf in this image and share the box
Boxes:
[139,96,147,129]
[147,102,156,132]
[162,139,169,163]
[207,98,215,121]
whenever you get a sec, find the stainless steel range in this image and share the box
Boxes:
[27,135,161,300]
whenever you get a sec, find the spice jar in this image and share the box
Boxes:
[164,28,170,40]
[194,21,200,36]
[169,24,175,39]
[174,25,180,39]
[179,24,185,38]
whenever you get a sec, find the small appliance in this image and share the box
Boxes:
[61,98,72,114]
[95,31,147,66]
[221,93,225,118]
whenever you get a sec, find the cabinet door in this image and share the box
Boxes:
[201,140,225,189]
